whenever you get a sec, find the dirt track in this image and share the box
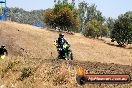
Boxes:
[0,21,132,88]
[0,21,132,65]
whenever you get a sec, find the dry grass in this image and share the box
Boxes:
[0,21,132,65]
[0,58,132,88]
[0,21,132,88]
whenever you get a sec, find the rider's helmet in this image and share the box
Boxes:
[59,33,64,38]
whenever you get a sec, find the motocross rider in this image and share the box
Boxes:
[54,33,70,59]
[54,33,70,49]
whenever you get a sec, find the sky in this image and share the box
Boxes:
[7,0,132,18]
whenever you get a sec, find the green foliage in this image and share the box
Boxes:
[7,7,45,25]
[78,1,88,33]
[106,17,115,37]
[54,0,75,6]
[19,67,32,81]
[85,4,105,22]
[84,19,108,38]
[111,11,132,46]
[44,2,80,32]
[84,19,100,38]
[54,2,74,12]
[101,23,109,37]
[78,2,105,34]
[44,9,55,28]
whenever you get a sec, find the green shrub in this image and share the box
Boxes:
[111,11,132,46]
[19,67,32,81]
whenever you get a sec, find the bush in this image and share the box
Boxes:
[19,67,32,81]
[111,11,132,46]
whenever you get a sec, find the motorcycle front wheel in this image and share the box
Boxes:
[67,50,73,60]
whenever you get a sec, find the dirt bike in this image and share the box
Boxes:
[53,42,73,60]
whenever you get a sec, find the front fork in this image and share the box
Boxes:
[65,50,70,60]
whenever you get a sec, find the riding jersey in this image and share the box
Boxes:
[55,38,68,48]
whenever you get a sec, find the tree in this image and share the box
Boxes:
[54,0,75,6]
[78,2,105,34]
[44,9,55,28]
[111,11,132,46]
[7,7,45,25]
[106,17,115,37]
[84,19,100,38]
[78,1,87,33]
[101,23,109,37]
[84,19,109,38]
[44,1,80,32]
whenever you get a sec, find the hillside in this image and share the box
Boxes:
[0,21,132,88]
[7,7,45,25]
[0,21,131,65]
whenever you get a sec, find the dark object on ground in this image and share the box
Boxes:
[0,45,8,56]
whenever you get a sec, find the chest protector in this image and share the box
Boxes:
[57,38,65,46]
